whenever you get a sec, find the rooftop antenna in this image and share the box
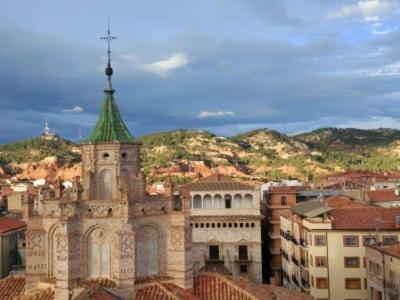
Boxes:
[44,116,50,135]
[101,19,117,92]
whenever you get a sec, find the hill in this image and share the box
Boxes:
[1,127,400,182]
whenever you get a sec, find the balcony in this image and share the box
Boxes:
[234,255,253,263]
[300,238,308,248]
[280,230,292,241]
[291,255,299,266]
[291,274,299,286]
[204,255,224,263]
[291,236,299,245]
[301,278,310,290]
[386,281,398,296]
[300,259,309,268]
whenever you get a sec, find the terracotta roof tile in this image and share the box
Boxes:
[325,196,366,208]
[0,276,24,299]
[330,207,400,230]
[369,242,400,258]
[181,174,253,191]
[0,217,26,234]
[366,189,400,202]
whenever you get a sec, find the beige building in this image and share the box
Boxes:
[281,196,400,300]
[366,243,400,300]
[180,174,263,283]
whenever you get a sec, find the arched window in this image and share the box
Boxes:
[100,169,112,199]
[233,194,243,209]
[213,194,222,209]
[89,229,110,278]
[203,194,212,209]
[243,194,253,208]
[192,194,202,209]
[224,194,232,209]
[136,226,158,277]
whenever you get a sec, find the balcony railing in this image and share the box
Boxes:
[234,255,253,263]
[291,255,299,266]
[291,236,299,245]
[300,238,308,248]
[386,281,398,296]
[301,278,310,289]
[204,255,224,263]
[291,274,299,286]
[280,230,292,241]
[300,259,309,268]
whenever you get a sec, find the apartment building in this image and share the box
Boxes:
[280,196,400,299]
[366,243,400,300]
[263,186,342,284]
[181,174,263,282]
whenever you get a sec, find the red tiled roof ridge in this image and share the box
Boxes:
[195,272,259,300]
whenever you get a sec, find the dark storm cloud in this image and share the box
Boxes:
[0,1,399,142]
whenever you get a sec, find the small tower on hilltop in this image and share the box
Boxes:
[41,116,57,140]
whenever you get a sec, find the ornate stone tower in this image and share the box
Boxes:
[25,24,193,300]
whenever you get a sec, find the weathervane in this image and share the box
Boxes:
[101,19,117,92]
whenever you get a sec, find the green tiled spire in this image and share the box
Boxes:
[82,23,135,144]
[83,91,136,144]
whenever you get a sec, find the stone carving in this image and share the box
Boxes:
[27,230,46,257]
[56,234,68,261]
[120,233,134,260]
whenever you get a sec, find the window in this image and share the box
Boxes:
[233,194,242,208]
[209,245,219,260]
[173,195,182,211]
[315,256,327,267]
[192,195,202,209]
[203,194,212,209]
[243,194,253,208]
[343,236,359,247]
[121,152,127,159]
[314,235,326,246]
[363,236,377,246]
[383,236,398,245]
[240,264,248,273]
[316,278,328,289]
[102,153,110,159]
[100,169,112,199]
[213,194,222,209]
[280,196,287,206]
[345,278,361,289]
[344,257,360,268]
[224,195,232,209]
[238,245,248,260]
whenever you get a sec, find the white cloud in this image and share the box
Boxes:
[197,110,236,118]
[139,53,189,77]
[337,116,400,129]
[63,106,84,113]
[328,0,392,22]
[358,61,400,76]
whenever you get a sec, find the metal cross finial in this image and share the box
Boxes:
[101,19,117,65]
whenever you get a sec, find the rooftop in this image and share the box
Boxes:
[366,189,400,202]
[181,174,254,192]
[0,217,26,234]
[330,207,400,230]
[0,273,311,300]
[368,242,400,258]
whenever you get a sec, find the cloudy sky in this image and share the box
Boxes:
[0,0,400,142]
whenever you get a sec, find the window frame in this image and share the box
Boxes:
[344,257,360,268]
[343,235,359,247]
[315,256,327,268]
[314,235,326,247]
[345,278,361,290]
[316,277,328,289]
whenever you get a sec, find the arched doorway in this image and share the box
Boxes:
[136,226,158,277]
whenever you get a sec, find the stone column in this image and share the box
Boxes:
[166,213,193,289]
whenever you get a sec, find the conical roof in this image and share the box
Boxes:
[83,91,136,144]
